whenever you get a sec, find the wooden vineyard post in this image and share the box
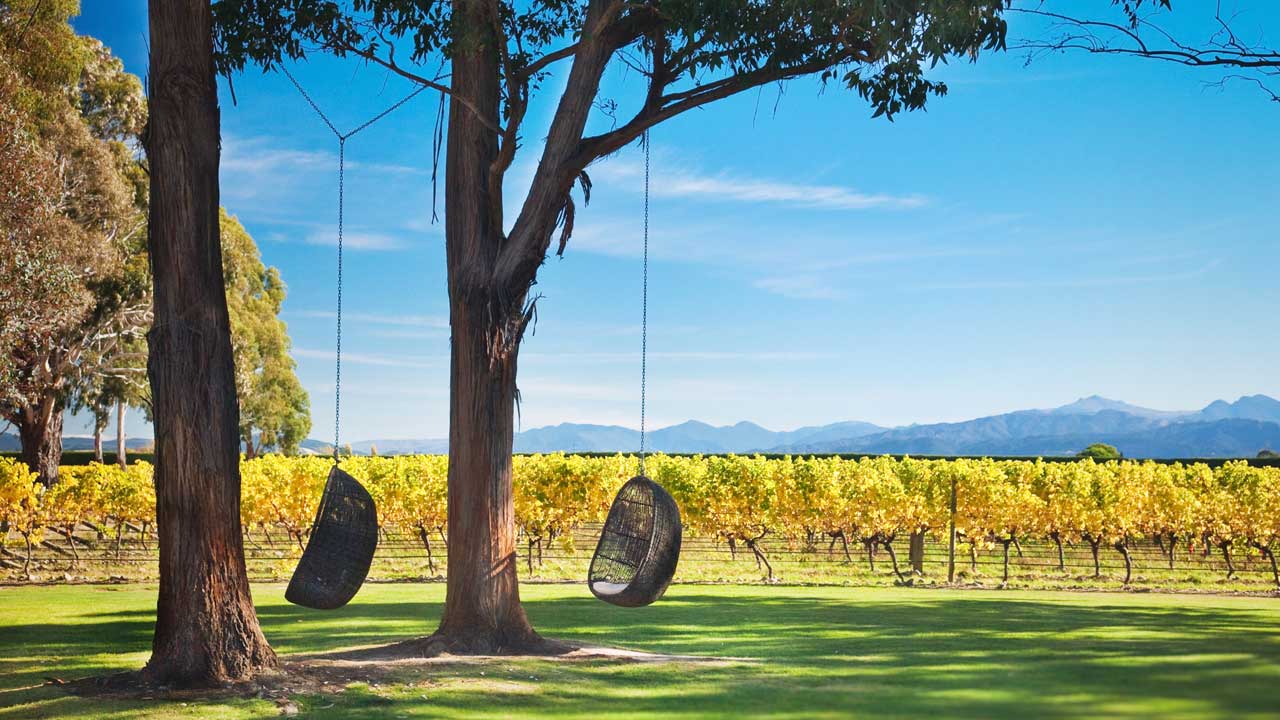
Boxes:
[947,476,958,583]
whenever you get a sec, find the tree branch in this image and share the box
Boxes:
[521,42,582,79]
[332,39,501,133]
[576,48,868,167]
[489,1,525,235]
[1011,8,1280,70]
[494,0,637,293]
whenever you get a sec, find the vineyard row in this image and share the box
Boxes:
[2,453,1278,587]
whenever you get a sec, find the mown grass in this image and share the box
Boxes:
[1,583,1278,719]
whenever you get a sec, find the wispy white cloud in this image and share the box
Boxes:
[292,347,445,369]
[522,350,834,362]
[368,328,449,340]
[913,259,1224,292]
[753,275,848,301]
[222,135,423,176]
[591,158,927,211]
[309,381,448,399]
[289,310,449,329]
[753,245,1009,300]
[515,378,631,402]
[304,229,407,251]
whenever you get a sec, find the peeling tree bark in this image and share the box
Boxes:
[93,411,105,463]
[142,0,276,686]
[116,400,127,468]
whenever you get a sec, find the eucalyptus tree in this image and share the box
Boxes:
[143,0,277,686]
[0,2,149,486]
[209,0,1009,654]
[220,209,312,457]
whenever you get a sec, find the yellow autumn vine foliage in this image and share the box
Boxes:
[0,457,41,539]
[5,454,1279,581]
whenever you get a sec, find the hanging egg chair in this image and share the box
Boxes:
[588,475,682,608]
[285,465,379,610]
[278,67,421,611]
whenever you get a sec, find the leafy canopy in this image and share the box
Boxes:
[0,0,149,440]
[221,210,312,456]
[1078,443,1123,461]
[215,1,1008,121]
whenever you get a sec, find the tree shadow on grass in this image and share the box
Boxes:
[508,590,1280,719]
[3,588,1279,719]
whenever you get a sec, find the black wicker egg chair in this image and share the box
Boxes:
[286,465,379,610]
[588,475,682,608]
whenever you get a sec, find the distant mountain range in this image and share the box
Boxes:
[297,419,886,456]
[0,434,152,453]
[9,394,1278,459]
[295,393,1280,459]
[515,419,886,454]
[776,394,1280,457]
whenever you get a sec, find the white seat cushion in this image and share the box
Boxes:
[591,581,630,596]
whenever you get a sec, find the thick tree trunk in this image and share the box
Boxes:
[434,297,538,651]
[429,1,546,654]
[17,398,63,486]
[142,0,275,686]
[116,400,127,468]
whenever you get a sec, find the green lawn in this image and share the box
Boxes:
[1,583,1278,719]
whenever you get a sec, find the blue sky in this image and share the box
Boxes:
[71,2,1279,442]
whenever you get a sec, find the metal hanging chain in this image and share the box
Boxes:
[280,67,428,463]
[334,139,344,464]
[638,128,650,477]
